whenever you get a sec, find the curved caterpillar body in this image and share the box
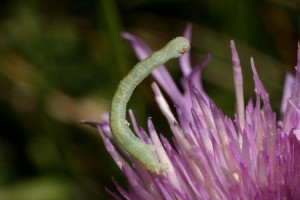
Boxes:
[110,36,190,174]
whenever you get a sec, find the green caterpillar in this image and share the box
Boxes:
[110,36,190,174]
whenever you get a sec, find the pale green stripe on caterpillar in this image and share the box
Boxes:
[110,36,190,174]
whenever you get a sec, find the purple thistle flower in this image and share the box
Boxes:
[88,25,300,199]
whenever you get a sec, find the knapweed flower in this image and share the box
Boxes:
[89,25,300,199]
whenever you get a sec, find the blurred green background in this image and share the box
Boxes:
[0,0,299,199]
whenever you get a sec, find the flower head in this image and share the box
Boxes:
[88,25,300,199]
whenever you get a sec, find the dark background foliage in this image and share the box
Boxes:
[0,0,298,199]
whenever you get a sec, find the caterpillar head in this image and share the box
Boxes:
[166,36,190,58]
